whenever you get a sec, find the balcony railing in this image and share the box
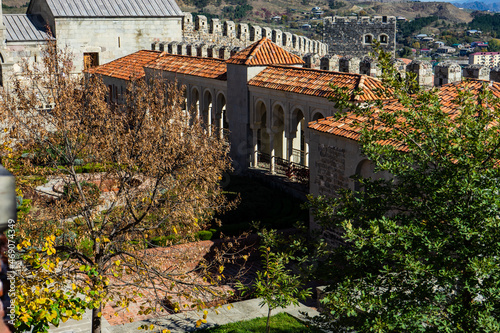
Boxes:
[255,152,309,185]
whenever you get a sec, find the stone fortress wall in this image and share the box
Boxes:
[320,54,500,86]
[323,15,397,58]
[152,13,328,59]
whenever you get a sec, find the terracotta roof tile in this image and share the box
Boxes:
[226,37,304,66]
[248,66,389,101]
[86,50,162,80]
[145,54,227,80]
[308,79,500,149]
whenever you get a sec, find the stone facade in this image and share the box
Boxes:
[490,67,500,82]
[359,56,381,77]
[313,144,348,196]
[434,61,462,87]
[391,58,407,79]
[406,60,433,88]
[320,54,340,71]
[463,64,490,80]
[339,56,360,74]
[303,53,321,69]
[54,17,182,73]
[323,16,396,58]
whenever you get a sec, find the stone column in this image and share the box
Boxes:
[304,140,309,167]
[268,129,275,174]
[252,128,258,167]
[287,135,294,163]
[197,92,202,120]
[208,92,215,136]
[219,111,224,140]
[186,85,192,115]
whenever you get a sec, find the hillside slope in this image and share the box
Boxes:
[178,0,472,24]
[4,0,472,25]
[369,2,472,23]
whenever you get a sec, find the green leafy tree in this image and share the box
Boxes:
[308,46,500,332]
[488,38,500,52]
[237,228,311,333]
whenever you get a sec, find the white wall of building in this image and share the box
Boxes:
[55,17,182,72]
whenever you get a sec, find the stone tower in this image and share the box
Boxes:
[390,58,406,79]
[323,16,396,58]
[406,60,433,88]
[463,64,490,81]
[434,61,462,87]
[490,66,500,82]
[359,56,381,77]
[320,54,340,71]
[339,56,360,74]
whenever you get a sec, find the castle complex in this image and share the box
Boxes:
[3,0,499,222]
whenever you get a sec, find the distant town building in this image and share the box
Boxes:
[437,46,456,54]
[471,41,487,48]
[469,51,500,67]
[467,30,482,36]
[460,48,474,57]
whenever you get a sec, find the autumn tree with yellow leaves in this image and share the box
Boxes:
[2,41,236,333]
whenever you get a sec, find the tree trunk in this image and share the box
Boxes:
[92,305,102,333]
[266,307,272,333]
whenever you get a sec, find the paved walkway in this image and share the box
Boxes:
[48,298,320,333]
[48,309,112,333]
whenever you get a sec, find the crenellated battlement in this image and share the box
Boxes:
[324,15,396,25]
[165,13,328,58]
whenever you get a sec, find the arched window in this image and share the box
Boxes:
[364,34,373,44]
[379,34,388,44]
[312,112,325,122]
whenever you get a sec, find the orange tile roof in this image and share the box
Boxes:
[145,54,227,80]
[308,99,407,151]
[437,79,500,118]
[398,58,413,65]
[248,65,389,101]
[86,50,161,80]
[308,79,500,148]
[226,37,304,66]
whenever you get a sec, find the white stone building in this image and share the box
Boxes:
[0,0,183,88]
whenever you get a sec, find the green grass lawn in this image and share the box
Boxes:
[197,312,323,332]
[213,175,308,236]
